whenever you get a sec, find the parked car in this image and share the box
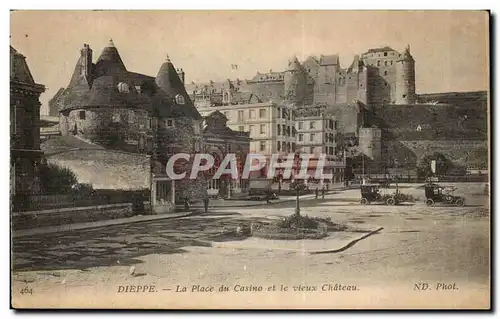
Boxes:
[424,183,465,207]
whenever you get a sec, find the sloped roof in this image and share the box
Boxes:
[287,56,302,70]
[365,46,395,54]
[155,58,202,120]
[319,54,339,66]
[10,46,36,84]
[61,75,150,111]
[94,39,127,72]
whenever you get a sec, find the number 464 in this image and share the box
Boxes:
[20,287,33,295]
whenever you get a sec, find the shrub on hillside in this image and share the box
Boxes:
[39,163,78,194]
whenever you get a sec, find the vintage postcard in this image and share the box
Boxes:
[10,10,490,309]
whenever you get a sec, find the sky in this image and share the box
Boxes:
[10,10,489,115]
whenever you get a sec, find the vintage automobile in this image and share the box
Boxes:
[424,183,465,207]
[360,184,404,206]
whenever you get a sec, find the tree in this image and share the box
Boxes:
[416,152,455,178]
[39,163,78,194]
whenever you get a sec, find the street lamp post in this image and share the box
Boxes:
[291,179,306,216]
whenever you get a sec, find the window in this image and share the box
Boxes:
[238,126,244,132]
[384,52,388,57]
[391,61,393,65]
[260,124,266,134]
[310,121,315,129]
[260,141,266,151]
[148,118,152,129]
[299,134,304,142]
[377,61,381,66]
[329,119,334,129]
[249,110,255,119]
[277,141,281,151]
[128,110,135,123]
[79,110,86,120]
[166,119,174,127]
[175,94,185,105]
[298,122,303,129]
[310,133,315,142]
[11,108,16,135]
[277,124,281,135]
[117,82,130,93]
[259,109,266,119]
[282,109,286,118]
[238,110,244,121]
[292,143,296,152]
[277,108,281,118]
[384,70,388,76]
[194,140,201,152]
[385,61,388,66]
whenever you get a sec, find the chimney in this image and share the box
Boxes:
[177,68,185,84]
[80,44,93,81]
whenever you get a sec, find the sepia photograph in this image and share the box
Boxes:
[9,10,490,309]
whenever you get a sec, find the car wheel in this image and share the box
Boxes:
[425,199,434,207]
[386,197,396,206]
[360,198,369,205]
[455,198,465,207]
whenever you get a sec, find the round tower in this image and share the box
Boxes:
[284,56,305,105]
[395,45,416,104]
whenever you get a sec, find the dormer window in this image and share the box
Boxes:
[175,94,185,105]
[117,82,130,93]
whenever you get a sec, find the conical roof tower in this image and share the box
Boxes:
[94,38,127,77]
[155,55,202,120]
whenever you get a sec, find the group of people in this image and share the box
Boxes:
[315,187,326,200]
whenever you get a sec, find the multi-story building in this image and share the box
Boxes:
[10,46,46,200]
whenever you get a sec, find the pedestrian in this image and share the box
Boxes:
[266,191,271,204]
[321,187,325,199]
[315,188,319,199]
[203,196,209,213]
[184,198,190,211]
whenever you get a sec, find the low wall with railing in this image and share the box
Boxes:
[11,203,134,230]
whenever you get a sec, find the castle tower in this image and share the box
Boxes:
[395,45,416,104]
[284,56,306,105]
[359,127,382,166]
[80,44,93,81]
[155,55,202,120]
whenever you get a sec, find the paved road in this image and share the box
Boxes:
[11,197,490,308]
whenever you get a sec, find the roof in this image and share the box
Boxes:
[365,46,395,54]
[319,54,339,66]
[59,42,202,120]
[155,57,202,120]
[94,39,127,74]
[287,56,302,70]
[10,46,40,86]
[61,75,150,111]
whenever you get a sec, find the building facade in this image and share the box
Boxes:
[202,111,251,198]
[10,46,46,198]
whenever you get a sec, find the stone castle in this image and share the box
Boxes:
[184,44,488,175]
[185,45,416,107]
